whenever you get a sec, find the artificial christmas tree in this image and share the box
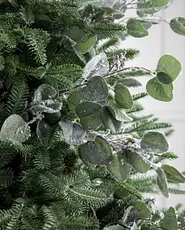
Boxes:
[0,0,185,229]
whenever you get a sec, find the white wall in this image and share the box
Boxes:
[121,0,185,209]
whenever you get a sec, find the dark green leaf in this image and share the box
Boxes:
[156,54,181,84]
[75,35,97,54]
[141,131,169,154]
[33,84,57,103]
[162,164,185,183]
[59,120,86,145]
[146,77,173,102]
[107,154,131,181]
[133,201,151,219]
[64,27,86,42]
[157,167,169,198]
[76,102,102,129]
[100,106,123,134]
[160,207,178,230]
[36,120,52,144]
[67,90,82,112]
[127,19,148,38]
[170,17,185,36]
[122,149,151,173]
[79,136,113,165]
[114,83,133,109]
[0,114,31,143]
[80,76,109,102]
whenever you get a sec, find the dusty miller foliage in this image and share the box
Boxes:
[0,0,185,229]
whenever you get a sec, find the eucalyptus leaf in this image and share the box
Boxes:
[114,83,133,109]
[64,27,86,42]
[119,78,142,87]
[122,149,151,173]
[156,54,181,84]
[107,101,133,122]
[100,106,123,134]
[67,90,82,112]
[170,17,185,36]
[31,100,63,114]
[36,120,52,144]
[107,153,131,181]
[78,136,113,165]
[146,77,173,102]
[0,114,31,143]
[76,102,102,129]
[160,207,178,230]
[133,201,151,219]
[127,18,148,38]
[80,76,109,102]
[83,53,109,79]
[141,131,169,154]
[156,167,169,198]
[162,164,185,183]
[59,120,86,145]
[137,0,171,16]
[75,35,97,54]
[32,84,57,104]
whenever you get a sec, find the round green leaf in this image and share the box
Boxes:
[160,207,178,230]
[156,54,181,84]
[64,27,86,42]
[100,106,123,134]
[127,18,148,38]
[80,76,109,102]
[133,201,151,219]
[141,131,169,154]
[162,164,185,183]
[0,114,31,143]
[114,83,133,109]
[78,136,113,166]
[67,90,82,112]
[146,77,173,102]
[107,154,131,181]
[122,149,151,173]
[76,102,102,129]
[75,35,97,54]
[156,167,169,198]
[59,120,86,145]
[170,17,185,36]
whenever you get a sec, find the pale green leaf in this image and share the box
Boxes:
[127,19,148,38]
[157,167,169,198]
[141,131,169,154]
[162,164,185,183]
[170,17,185,36]
[114,83,133,109]
[146,77,173,102]
[79,136,113,165]
[156,54,181,84]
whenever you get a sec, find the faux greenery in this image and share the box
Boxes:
[0,0,185,229]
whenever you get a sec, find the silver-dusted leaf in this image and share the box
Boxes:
[83,53,109,79]
[59,120,86,145]
[0,114,31,143]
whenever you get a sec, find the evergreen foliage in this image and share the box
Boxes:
[0,0,185,229]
